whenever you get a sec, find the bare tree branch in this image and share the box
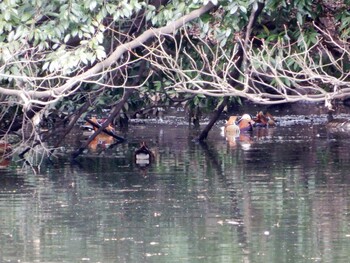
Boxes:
[141,23,350,109]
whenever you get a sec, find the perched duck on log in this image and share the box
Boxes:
[134,142,154,166]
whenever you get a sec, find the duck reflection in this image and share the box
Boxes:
[225,132,253,150]
[222,114,254,150]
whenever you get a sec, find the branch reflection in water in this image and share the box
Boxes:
[0,115,350,263]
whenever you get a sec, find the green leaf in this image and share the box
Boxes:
[230,5,238,14]
[42,61,50,71]
[64,34,70,43]
[200,13,211,23]
[21,12,32,22]
[95,32,104,44]
[239,6,247,13]
[95,48,106,60]
[4,11,11,21]
[262,25,270,35]
[90,1,97,10]
[296,12,303,25]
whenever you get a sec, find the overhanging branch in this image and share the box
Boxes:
[0,2,216,106]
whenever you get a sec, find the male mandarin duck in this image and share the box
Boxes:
[238,114,255,132]
[89,135,115,151]
[224,114,255,135]
[254,111,276,127]
[223,115,254,150]
[81,117,116,135]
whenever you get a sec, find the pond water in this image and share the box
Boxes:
[1,112,350,263]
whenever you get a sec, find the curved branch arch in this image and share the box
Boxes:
[0,3,215,106]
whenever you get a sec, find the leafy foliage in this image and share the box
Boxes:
[1,0,350,128]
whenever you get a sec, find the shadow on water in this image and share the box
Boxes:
[1,111,350,262]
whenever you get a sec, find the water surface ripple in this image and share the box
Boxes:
[1,118,350,263]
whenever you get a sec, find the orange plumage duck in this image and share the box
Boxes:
[83,117,116,151]
[237,114,255,132]
[224,116,240,136]
[224,114,255,134]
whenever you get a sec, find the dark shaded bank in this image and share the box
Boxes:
[6,101,350,170]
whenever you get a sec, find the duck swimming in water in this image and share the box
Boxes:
[237,114,255,132]
[135,142,154,166]
[254,111,276,127]
[224,116,240,136]
[222,115,254,150]
[224,114,255,134]
[326,112,350,136]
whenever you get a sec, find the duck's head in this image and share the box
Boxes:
[254,111,268,125]
[226,116,238,125]
[238,114,255,131]
[241,114,253,121]
[239,114,255,125]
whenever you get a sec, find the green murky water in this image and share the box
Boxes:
[0,117,350,263]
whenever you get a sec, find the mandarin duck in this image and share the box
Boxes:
[237,114,255,132]
[254,111,276,127]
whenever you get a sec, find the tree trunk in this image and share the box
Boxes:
[197,97,229,141]
[197,1,265,141]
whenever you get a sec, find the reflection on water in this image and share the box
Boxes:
[1,120,350,263]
